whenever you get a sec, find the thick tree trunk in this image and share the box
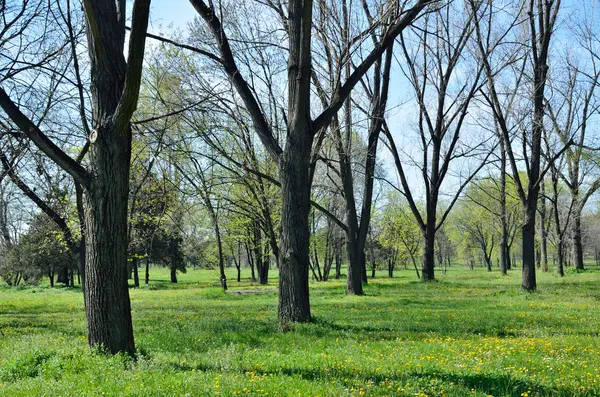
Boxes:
[360,251,368,284]
[521,209,537,291]
[421,221,436,281]
[278,160,311,323]
[145,255,150,285]
[278,127,312,325]
[82,133,135,354]
[557,242,565,277]
[345,235,363,295]
[572,206,584,270]
[170,265,177,283]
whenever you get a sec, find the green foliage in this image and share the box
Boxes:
[0,214,75,285]
[377,192,423,267]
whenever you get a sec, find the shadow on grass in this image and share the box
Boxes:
[162,359,583,396]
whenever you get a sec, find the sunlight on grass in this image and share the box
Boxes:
[1,266,600,396]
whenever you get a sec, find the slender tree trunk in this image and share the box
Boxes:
[335,243,342,279]
[145,255,150,285]
[411,255,421,279]
[499,132,508,275]
[539,180,549,272]
[132,258,139,288]
[49,271,55,288]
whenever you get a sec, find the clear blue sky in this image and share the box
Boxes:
[149,0,196,34]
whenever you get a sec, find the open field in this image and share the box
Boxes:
[1,266,600,396]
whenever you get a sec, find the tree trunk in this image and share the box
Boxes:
[49,271,55,288]
[572,206,584,270]
[170,265,177,283]
[557,241,565,277]
[421,221,436,281]
[540,180,549,272]
[345,236,363,295]
[521,208,537,291]
[278,127,312,325]
[499,133,508,275]
[335,243,342,279]
[57,265,70,285]
[145,255,150,285]
[132,258,139,288]
[82,141,135,354]
[360,251,368,284]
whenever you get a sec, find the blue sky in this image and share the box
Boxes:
[149,0,196,34]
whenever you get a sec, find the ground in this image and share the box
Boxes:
[1,265,600,396]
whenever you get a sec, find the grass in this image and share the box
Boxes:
[1,264,600,396]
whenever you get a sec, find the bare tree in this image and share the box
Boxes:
[383,2,489,281]
[188,0,434,325]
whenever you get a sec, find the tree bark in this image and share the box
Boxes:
[170,265,177,283]
[572,205,584,270]
[278,136,312,325]
[521,207,537,291]
[132,258,140,287]
[540,180,549,272]
[82,131,135,353]
[421,213,436,281]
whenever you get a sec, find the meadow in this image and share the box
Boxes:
[1,265,600,396]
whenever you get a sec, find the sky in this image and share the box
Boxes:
[148,0,196,35]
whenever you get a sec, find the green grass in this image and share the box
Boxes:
[1,265,600,396]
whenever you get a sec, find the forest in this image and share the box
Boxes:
[1,0,600,395]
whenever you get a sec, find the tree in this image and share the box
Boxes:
[383,1,489,281]
[472,0,564,291]
[0,0,152,354]
[188,0,434,325]
[378,193,423,279]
